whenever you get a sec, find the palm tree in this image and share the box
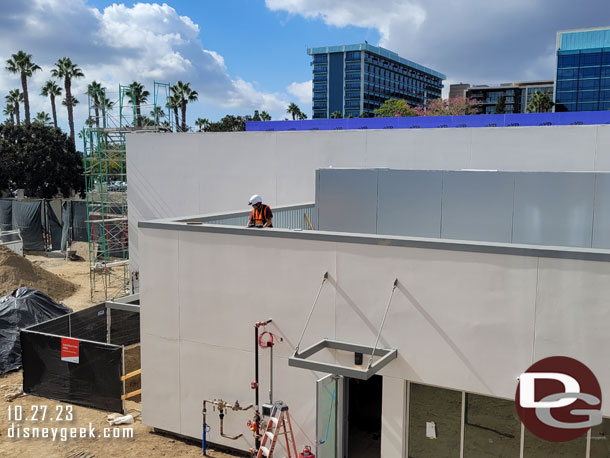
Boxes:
[287,102,300,120]
[526,90,554,113]
[5,89,24,125]
[171,81,198,132]
[5,51,41,124]
[87,81,104,128]
[150,106,165,125]
[62,95,79,109]
[166,94,181,131]
[297,109,307,120]
[40,80,62,128]
[260,111,271,121]
[125,81,149,127]
[51,57,84,143]
[330,111,343,119]
[3,102,15,124]
[34,111,52,126]
[195,117,209,132]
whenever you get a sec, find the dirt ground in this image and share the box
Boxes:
[0,249,238,458]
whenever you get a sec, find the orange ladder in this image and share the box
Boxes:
[256,401,297,458]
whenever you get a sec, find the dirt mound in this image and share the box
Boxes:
[0,246,77,301]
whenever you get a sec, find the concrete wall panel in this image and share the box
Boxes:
[141,333,181,432]
[139,228,180,339]
[534,257,610,415]
[513,172,595,247]
[129,125,610,272]
[593,173,610,249]
[441,171,514,243]
[316,169,378,234]
[470,126,597,171]
[377,170,442,238]
[177,231,337,358]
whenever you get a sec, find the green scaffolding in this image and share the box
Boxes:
[82,81,171,300]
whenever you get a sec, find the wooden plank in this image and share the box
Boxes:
[121,388,142,400]
[120,368,141,381]
[304,213,314,230]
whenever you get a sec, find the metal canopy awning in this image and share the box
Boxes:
[289,273,399,380]
[288,339,397,380]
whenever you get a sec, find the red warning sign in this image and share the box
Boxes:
[61,337,79,363]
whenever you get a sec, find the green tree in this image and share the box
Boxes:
[374,99,417,117]
[87,81,104,128]
[330,111,343,119]
[297,109,307,120]
[195,117,209,132]
[5,89,23,125]
[33,111,51,126]
[62,95,79,108]
[125,81,149,127]
[150,106,165,125]
[5,51,41,124]
[40,80,62,129]
[0,123,84,198]
[203,114,252,132]
[51,57,84,144]
[252,110,262,121]
[286,102,301,120]
[526,90,554,113]
[494,96,506,114]
[3,102,15,125]
[415,97,480,116]
[166,94,181,131]
[171,81,198,132]
[260,111,271,121]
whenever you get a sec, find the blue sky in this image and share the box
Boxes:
[0,0,608,136]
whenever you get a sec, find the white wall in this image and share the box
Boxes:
[139,225,610,452]
[127,125,610,272]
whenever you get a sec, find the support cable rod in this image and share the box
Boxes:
[367,278,398,369]
[294,272,328,355]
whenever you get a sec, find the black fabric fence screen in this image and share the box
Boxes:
[20,330,123,412]
[0,199,90,251]
[21,302,140,413]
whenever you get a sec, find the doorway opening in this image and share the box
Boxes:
[346,375,382,458]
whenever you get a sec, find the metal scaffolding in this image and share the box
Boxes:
[82,82,172,300]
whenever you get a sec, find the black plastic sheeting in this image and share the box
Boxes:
[11,201,44,251]
[70,200,89,243]
[45,201,63,251]
[0,287,72,374]
[0,200,11,231]
[21,331,123,412]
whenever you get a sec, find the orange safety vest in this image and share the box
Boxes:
[252,205,271,226]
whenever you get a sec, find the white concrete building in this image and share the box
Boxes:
[131,125,610,458]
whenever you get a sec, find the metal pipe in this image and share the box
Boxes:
[269,344,273,404]
[219,412,243,440]
[253,319,272,450]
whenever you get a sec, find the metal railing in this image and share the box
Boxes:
[184,203,315,230]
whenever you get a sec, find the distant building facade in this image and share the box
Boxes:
[465,81,554,114]
[449,83,470,99]
[307,43,445,119]
[555,26,610,112]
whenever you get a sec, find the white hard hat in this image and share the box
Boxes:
[249,194,262,205]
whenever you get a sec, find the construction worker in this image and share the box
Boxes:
[247,194,273,228]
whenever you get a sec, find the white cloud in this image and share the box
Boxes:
[265,0,425,42]
[286,80,312,104]
[266,0,608,93]
[0,1,295,129]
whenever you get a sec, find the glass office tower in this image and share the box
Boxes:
[307,43,445,119]
[555,27,610,112]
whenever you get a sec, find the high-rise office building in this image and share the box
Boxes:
[554,26,610,112]
[307,43,445,119]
